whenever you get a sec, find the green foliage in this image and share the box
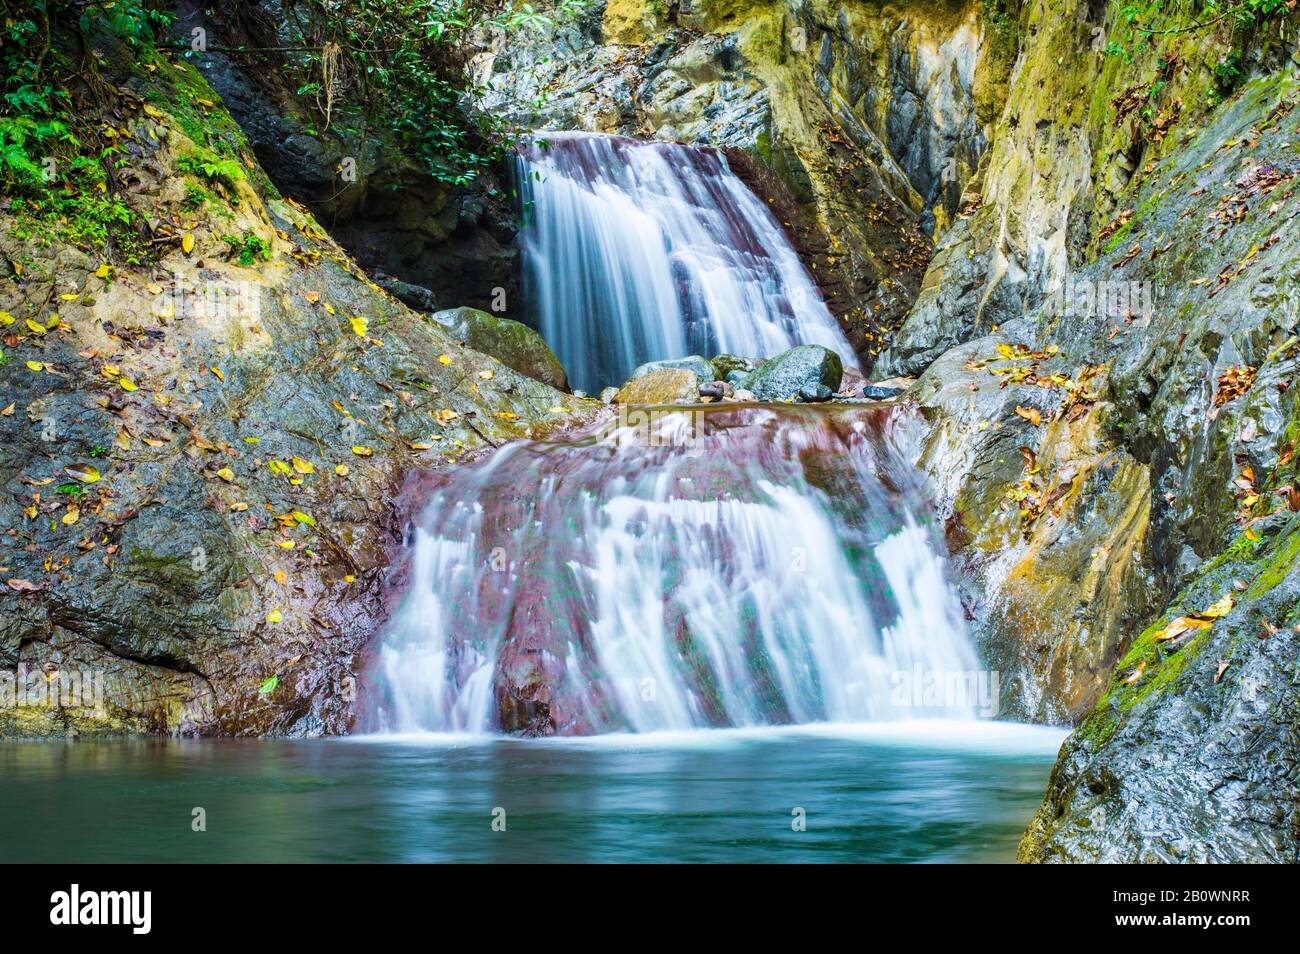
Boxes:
[0,2,176,260]
[286,0,588,186]
[221,230,272,266]
[177,149,246,189]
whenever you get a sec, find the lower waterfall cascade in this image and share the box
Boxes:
[369,405,978,735]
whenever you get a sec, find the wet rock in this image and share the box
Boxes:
[799,384,833,403]
[614,369,699,405]
[698,381,727,400]
[429,307,570,391]
[738,345,843,402]
[599,386,620,404]
[709,353,753,380]
[862,384,906,400]
[731,389,756,402]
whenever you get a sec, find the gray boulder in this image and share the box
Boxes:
[737,345,843,402]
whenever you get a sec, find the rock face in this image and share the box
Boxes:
[430,307,570,391]
[739,345,843,401]
[475,0,1009,361]
[0,46,593,738]
[875,0,1297,379]
[899,52,1300,859]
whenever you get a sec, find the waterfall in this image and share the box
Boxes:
[513,132,860,393]
[368,405,978,735]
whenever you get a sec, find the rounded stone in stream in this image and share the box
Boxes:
[698,381,727,400]
[629,355,716,382]
[737,345,843,402]
[429,306,570,391]
[863,384,906,400]
[614,368,699,405]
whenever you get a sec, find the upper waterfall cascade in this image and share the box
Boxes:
[513,132,861,393]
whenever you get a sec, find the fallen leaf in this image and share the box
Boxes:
[351,446,373,457]
[182,233,195,255]
[65,463,102,484]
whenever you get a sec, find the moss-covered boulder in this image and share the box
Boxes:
[429,307,569,391]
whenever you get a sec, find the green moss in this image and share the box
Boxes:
[1244,528,1300,600]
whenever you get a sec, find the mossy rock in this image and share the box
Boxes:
[430,307,569,391]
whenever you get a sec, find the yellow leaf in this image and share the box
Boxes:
[267,608,283,624]
[274,540,295,550]
[62,508,80,526]
[60,293,80,302]
[101,365,120,378]
[438,354,452,365]
[1201,594,1234,619]
[26,319,46,334]
[291,456,314,475]
[304,291,321,304]
[0,311,13,326]
[216,467,235,482]
[118,378,138,392]
[182,233,195,255]
[274,570,287,584]
[292,511,316,527]
[25,361,44,372]
[1,403,13,416]
[343,574,355,584]
[351,446,373,457]
[210,367,224,381]
[95,264,112,279]
[230,502,249,512]
[334,464,350,477]
[349,316,368,337]
[65,464,101,484]
[268,459,292,477]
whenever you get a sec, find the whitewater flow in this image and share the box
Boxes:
[513,132,860,393]
[369,406,977,735]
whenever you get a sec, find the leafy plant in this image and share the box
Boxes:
[221,230,271,266]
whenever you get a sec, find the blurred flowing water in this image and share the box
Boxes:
[368,404,978,736]
[513,132,858,393]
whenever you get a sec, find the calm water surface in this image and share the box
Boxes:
[0,721,1064,863]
